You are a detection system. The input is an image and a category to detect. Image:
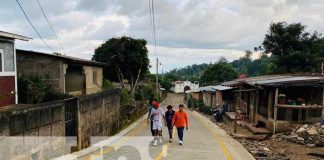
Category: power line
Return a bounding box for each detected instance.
[148,0,160,95]
[15,0,55,53]
[148,0,155,53]
[151,0,157,58]
[36,0,65,52]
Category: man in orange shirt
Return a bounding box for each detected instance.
[172,104,188,145]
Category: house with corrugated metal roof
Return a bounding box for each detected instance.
[222,74,324,134]
[186,85,234,108]
[16,49,106,97]
[0,31,30,107]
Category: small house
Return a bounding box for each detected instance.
[0,31,30,107]
[16,49,106,96]
[186,85,233,108]
[222,74,324,133]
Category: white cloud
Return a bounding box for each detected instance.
[1,0,324,73]
[147,45,245,73]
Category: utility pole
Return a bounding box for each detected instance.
[162,67,164,81]
[156,57,159,96]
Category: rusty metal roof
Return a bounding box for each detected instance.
[222,75,324,87]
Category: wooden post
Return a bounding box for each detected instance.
[273,88,279,134]
[268,90,274,120]
[254,90,259,123]
[234,91,241,133]
[322,88,324,124]
[298,109,302,122]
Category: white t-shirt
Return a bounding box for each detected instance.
[150,107,164,122]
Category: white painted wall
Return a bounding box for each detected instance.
[174,80,199,93]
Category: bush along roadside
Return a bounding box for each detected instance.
[119,88,151,130]
[186,95,211,115]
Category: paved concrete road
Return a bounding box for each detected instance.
[77,93,254,160]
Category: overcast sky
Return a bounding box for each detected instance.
[1,0,324,73]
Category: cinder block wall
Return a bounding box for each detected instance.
[0,89,136,156]
[0,101,66,159]
[0,101,65,136]
[78,89,120,149]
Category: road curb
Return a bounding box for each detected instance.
[55,113,148,160]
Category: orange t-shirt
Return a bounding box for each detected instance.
[172,111,188,128]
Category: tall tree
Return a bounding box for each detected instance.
[92,37,150,95]
[257,22,322,73]
[200,63,237,85]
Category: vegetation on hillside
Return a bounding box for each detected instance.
[164,21,324,85]
[200,62,237,86]
[166,63,211,82]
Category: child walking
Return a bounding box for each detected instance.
[165,105,175,143]
[172,104,188,145]
[148,101,166,146]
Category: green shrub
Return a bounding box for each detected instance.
[191,98,198,108]
[197,99,204,109]
[187,98,192,108]
[134,83,158,102]
[202,106,211,115]
[103,78,114,89]
[120,88,133,107]
[18,76,71,104]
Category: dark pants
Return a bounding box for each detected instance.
[167,124,173,139]
[177,127,184,141]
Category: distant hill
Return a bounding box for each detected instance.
[164,63,212,82]
[164,54,271,82]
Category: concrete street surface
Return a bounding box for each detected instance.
[76,93,254,160]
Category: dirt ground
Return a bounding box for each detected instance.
[203,113,324,160]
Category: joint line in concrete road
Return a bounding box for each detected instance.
[154,128,175,160]
[192,111,233,160]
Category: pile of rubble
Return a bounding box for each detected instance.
[274,123,324,147]
[235,138,288,160]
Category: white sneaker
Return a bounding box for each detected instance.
[159,137,163,143]
[153,139,158,146]
[179,140,183,145]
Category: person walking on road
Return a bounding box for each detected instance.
[148,101,166,146]
[147,98,155,137]
[165,105,175,143]
[172,104,188,145]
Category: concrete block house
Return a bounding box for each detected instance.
[0,31,30,107]
[16,49,105,96]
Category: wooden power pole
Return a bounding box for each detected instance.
[156,58,159,96]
